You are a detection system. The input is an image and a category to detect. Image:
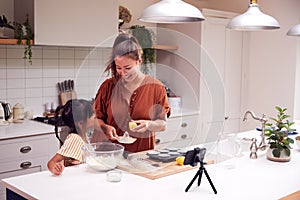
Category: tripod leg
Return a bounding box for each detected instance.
[203,168,217,194]
[198,168,203,186]
[185,170,200,192]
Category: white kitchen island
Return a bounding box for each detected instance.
[2,138,300,200]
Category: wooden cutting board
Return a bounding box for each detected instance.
[280,190,300,200]
[118,151,214,180]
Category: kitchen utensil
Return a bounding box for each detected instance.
[59,80,77,105]
[13,103,25,120]
[117,131,137,144]
[64,80,68,91]
[82,142,124,171]
[0,101,12,120]
[71,80,74,90]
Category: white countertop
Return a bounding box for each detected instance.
[0,120,55,140]
[2,133,300,200]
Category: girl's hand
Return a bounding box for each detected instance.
[50,160,64,176]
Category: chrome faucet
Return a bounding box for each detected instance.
[243,111,268,158]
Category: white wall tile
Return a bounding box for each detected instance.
[43,87,58,97]
[0,59,6,68]
[26,68,43,78]
[75,48,89,59]
[43,68,59,78]
[0,69,6,79]
[43,77,59,88]
[7,68,25,79]
[26,88,43,98]
[43,59,59,68]
[26,78,43,88]
[7,59,25,68]
[7,89,25,99]
[0,80,6,89]
[43,47,59,59]
[7,79,25,89]
[59,48,75,59]
[26,59,42,69]
[0,47,6,59]
[0,89,6,100]
[31,46,43,59]
[6,46,25,59]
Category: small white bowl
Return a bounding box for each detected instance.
[295,139,300,149]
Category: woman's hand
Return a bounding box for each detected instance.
[132,119,166,133]
[102,124,119,140]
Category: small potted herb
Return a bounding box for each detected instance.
[264,106,294,162]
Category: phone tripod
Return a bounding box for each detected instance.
[185,161,217,194]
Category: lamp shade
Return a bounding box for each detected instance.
[226,3,280,31]
[287,24,300,36]
[139,0,205,23]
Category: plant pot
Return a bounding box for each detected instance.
[266,147,291,162]
[0,27,4,37]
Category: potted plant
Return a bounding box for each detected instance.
[264,106,295,162]
[128,25,156,76]
[0,15,15,37]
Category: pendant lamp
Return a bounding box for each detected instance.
[226,0,280,31]
[139,0,205,23]
[287,24,300,36]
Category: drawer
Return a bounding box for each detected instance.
[0,138,49,162]
[156,115,199,145]
[0,156,47,174]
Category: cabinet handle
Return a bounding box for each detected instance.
[181,134,187,139]
[20,146,32,153]
[20,161,32,169]
[181,123,187,128]
[155,139,161,144]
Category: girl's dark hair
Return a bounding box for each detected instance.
[104,33,142,81]
[54,99,93,145]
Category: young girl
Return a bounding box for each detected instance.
[47,99,94,175]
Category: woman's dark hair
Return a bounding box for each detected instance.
[104,33,142,81]
[54,99,93,145]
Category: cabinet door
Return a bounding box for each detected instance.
[155,114,200,149]
[34,0,118,46]
[201,12,244,134]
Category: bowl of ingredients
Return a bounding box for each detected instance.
[82,142,124,171]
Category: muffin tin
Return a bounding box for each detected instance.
[146,148,187,163]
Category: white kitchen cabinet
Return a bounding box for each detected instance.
[0,133,59,200]
[155,114,200,149]
[200,9,248,135]
[34,0,118,47]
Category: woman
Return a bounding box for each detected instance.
[92,33,170,153]
[47,99,94,175]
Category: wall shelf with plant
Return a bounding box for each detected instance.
[0,14,33,64]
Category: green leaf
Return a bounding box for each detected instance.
[284,148,291,156]
[272,148,280,158]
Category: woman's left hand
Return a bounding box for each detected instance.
[132,120,149,133]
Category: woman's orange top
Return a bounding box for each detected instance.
[94,75,170,153]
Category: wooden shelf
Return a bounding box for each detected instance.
[0,38,34,45]
[152,44,178,50]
